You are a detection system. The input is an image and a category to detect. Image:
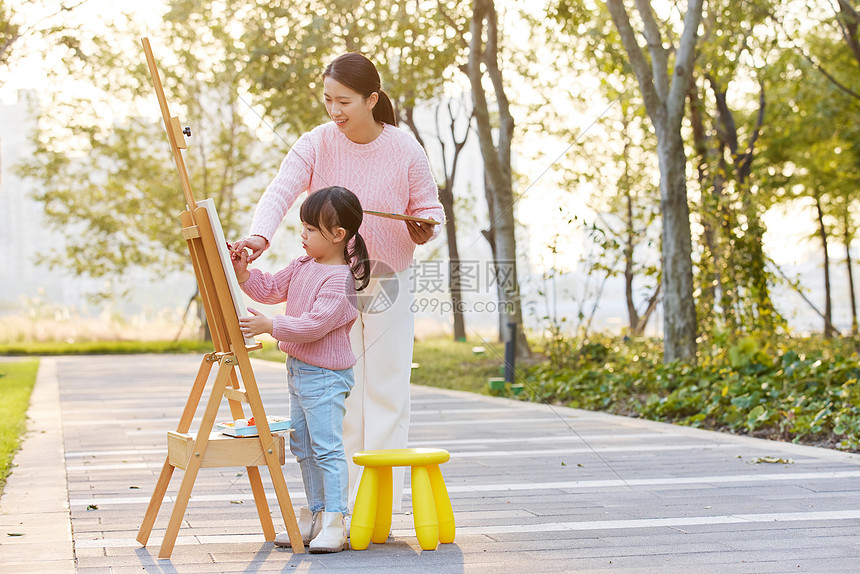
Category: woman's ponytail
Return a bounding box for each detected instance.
[373,89,397,126]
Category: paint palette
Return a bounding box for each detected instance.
[216,415,291,437]
[363,210,440,225]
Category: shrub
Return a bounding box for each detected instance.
[522,334,860,450]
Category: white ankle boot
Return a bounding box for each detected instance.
[274,507,320,548]
[308,511,348,553]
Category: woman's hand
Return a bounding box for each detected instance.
[239,308,274,337]
[406,219,436,245]
[231,235,269,262]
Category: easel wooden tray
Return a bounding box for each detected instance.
[167,431,286,469]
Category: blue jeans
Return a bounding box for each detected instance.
[287,356,354,515]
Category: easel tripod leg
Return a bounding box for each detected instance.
[177,354,216,432]
[137,354,214,546]
[236,353,305,552]
[247,465,276,540]
[224,365,276,540]
[159,360,232,558]
[136,459,175,546]
[266,454,304,552]
[158,454,202,558]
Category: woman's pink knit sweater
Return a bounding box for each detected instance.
[249,122,444,272]
[240,256,357,370]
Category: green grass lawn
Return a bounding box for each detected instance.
[409,338,507,394]
[0,359,39,492]
[0,339,213,356]
[253,337,507,394]
[252,340,287,363]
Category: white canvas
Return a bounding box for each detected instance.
[197,198,257,346]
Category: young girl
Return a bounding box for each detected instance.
[232,52,444,521]
[231,185,370,553]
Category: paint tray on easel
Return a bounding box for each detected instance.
[216,415,291,437]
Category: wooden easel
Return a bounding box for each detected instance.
[135,38,304,558]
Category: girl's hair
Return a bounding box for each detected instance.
[323,53,397,127]
[300,186,371,291]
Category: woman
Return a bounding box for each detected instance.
[232,52,443,535]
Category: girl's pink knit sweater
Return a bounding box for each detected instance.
[240,256,357,370]
[249,122,444,272]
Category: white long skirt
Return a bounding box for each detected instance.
[344,266,414,512]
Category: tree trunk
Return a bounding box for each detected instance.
[467,0,530,358]
[714,147,741,332]
[815,193,835,338]
[486,175,527,355]
[837,0,860,68]
[711,77,774,333]
[439,181,466,341]
[623,187,639,330]
[606,0,703,363]
[632,283,662,337]
[480,195,503,343]
[657,128,698,361]
[401,103,468,341]
[620,113,640,331]
[846,233,858,336]
[688,74,730,336]
[841,207,858,335]
[617,107,660,337]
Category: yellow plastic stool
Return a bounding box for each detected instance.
[351,448,455,551]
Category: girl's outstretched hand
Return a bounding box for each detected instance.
[406,219,435,245]
[231,235,269,262]
[228,243,251,283]
[240,308,273,337]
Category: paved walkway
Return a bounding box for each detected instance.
[3,354,860,573]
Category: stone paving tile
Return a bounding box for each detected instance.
[6,354,860,573]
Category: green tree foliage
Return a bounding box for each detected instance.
[17,0,489,342]
[758,28,860,337]
[0,1,89,74]
[547,1,859,345]
[20,116,189,279]
[465,0,532,357]
[552,0,703,363]
[834,0,860,70]
[17,6,274,294]
[211,0,463,136]
[689,0,783,339]
[0,0,20,68]
[168,0,476,341]
[544,3,662,337]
